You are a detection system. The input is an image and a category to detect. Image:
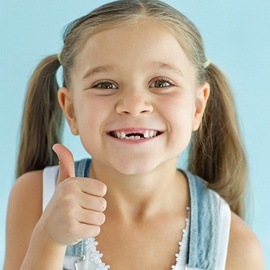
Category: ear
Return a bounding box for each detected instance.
[192,82,210,131]
[58,87,79,135]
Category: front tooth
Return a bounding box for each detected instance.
[116,131,121,138]
[149,130,155,138]
[135,136,141,140]
[129,136,135,140]
[144,131,150,138]
[120,131,126,138]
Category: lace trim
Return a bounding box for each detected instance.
[85,238,110,270]
[171,206,190,269]
[84,207,190,270]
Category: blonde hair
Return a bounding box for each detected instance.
[17,0,247,218]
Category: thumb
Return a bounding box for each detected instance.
[52,144,75,184]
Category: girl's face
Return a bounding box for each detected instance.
[59,20,209,175]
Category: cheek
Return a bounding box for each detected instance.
[162,94,195,146]
[75,95,107,124]
[74,95,114,147]
[161,94,195,124]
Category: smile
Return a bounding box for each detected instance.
[108,129,162,140]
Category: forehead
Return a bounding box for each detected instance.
[73,20,195,81]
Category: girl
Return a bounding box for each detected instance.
[4,0,264,269]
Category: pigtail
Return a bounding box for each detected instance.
[16,55,63,177]
[189,63,248,218]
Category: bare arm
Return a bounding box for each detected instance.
[226,212,264,270]
[4,171,66,270]
[4,144,107,270]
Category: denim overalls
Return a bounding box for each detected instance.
[43,159,231,270]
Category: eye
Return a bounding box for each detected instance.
[93,81,118,89]
[150,78,173,88]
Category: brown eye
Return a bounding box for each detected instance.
[150,79,172,88]
[95,81,118,89]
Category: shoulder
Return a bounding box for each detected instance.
[7,170,44,234]
[9,170,43,210]
[4,170,43,269]
[225,212,264,269]
[7,170,44,231]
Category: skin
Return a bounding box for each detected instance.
[4,20,264,269]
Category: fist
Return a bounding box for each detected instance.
[37,144,107,246]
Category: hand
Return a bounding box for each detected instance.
[35,144,107,246]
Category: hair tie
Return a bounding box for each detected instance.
[203,59,211,69]
[57,53,62,65]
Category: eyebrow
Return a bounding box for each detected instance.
[82,62,184,80]
[151,62,184,77]
[82,65,115,80]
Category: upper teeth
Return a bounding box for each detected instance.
[114,130,158,140]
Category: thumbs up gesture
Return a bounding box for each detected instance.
[36,144,107,246]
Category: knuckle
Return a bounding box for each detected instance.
[93,212,106,225]
[59,193,76,210]
[58,179,79,204]
[99,212,106,224]
[95,181,107,196]
[89,226,101,238]
[60,179,74,195]
[98,197,107,211]
[100,212,106,224]
[100,183,107,196]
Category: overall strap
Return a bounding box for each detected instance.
[185,171,231,270]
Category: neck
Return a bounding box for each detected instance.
[90,159,189,221]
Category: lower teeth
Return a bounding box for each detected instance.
[124,136,143,140]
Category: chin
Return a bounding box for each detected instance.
[110,156,178,176]
[109,159,160,176]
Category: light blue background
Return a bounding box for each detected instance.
[1,0,269,268]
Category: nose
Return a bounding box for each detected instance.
[116,91,153,116]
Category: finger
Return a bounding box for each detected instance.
[78,178,107,198]
[79,209,106,227]
[52,143,75,184]
[79,193,107,212]
[78,224,101,238]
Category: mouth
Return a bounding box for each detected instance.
[108,129,163,140]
